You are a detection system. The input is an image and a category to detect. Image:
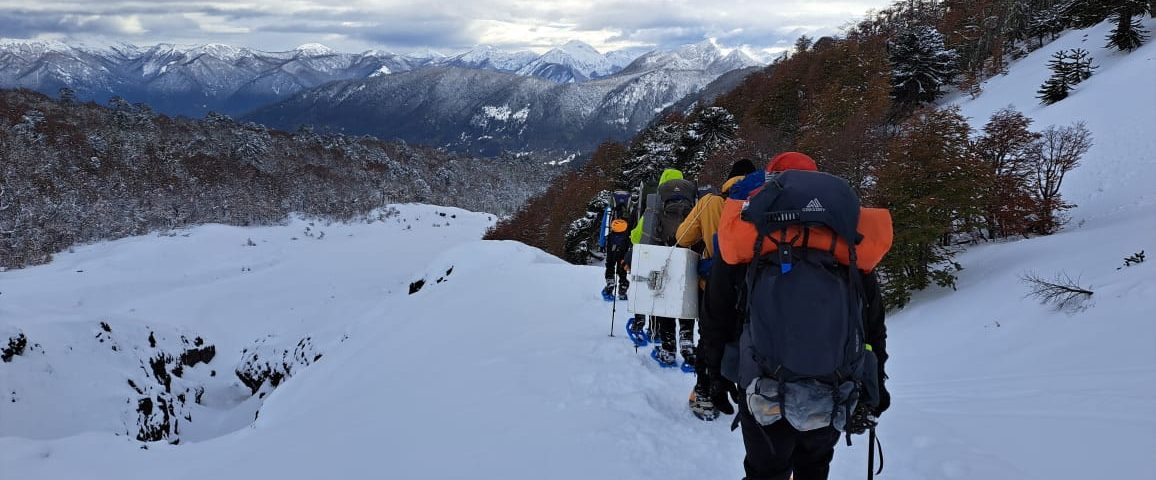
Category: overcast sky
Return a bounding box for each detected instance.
[0,0,895,58]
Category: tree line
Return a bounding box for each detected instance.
[1,89,562,269]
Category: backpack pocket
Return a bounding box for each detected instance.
[745,377,783,427]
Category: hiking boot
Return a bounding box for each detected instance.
[689,384,720,421]
[679,335,696,366]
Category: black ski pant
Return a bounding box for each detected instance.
[738,410,840,480]
[655,316,694,353]
[604,250,629,294]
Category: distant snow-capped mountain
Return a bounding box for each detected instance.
[0,39,763,151]
[0,40,672,116]
[437,45,539,73]
[244,41,762,155]
[619,40,760,76]
[0,40,425,116]
[514,41,617,83]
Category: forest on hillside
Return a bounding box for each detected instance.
[0,90,561,269]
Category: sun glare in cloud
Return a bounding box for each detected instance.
[474,19,651,53]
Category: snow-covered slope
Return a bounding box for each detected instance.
[1,21,1153,480]
[0,204,748,479]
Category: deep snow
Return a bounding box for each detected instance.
[2,20,1155,480]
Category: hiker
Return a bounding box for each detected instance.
[703,152,892,480]
[629,168,698,368]
[675,158,758,421]
[602,217,632,300]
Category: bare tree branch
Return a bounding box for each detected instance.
[1020,271,1094,311]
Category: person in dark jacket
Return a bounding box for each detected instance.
[700,152,890,480]
[602,218,631,300]
[676,158,757,420]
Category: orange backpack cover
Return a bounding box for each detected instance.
[717,197,893,272]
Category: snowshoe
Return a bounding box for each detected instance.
[602,290,616,302]
[651,346,678,368]
[625,317,649,347]
[689,386,720,421]
[680,360,696,374]
[617,292,628,301]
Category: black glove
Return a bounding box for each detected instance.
[874,382,891,417]
[709,375,740,416]
[847,402,878,435]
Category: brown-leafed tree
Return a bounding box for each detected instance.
[973,107,1041,239]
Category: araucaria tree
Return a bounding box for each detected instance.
[1106,0,1152,51]
[889,24,959,105]
[1037,50,1076,104]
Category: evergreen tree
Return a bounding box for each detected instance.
[678,106,739,179]
[889,24,959,105]
[563,190,611,264]
[874,106,985,308]
[1067,48,1097,83]
[1063,0,1113,28]
[1107,0,1152,51]
[1027,3,1069,48]
[1037,50,1075,104]
[795,35,814,54]
[620,119,686,188]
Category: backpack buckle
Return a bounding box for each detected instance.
[779,242,793,274]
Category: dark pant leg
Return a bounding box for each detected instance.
[739,412,796,480]
[615,259,629,293]
[789,427,840,480]
[656,316,676,352]
[679,318,695,345]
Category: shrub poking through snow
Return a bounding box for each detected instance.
[1021,271,1095,311]
[2,333,28,362]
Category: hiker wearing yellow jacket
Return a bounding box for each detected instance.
[675,159,757,421]
[626,168,697,368]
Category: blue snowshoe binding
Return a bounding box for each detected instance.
[602,290,616,302]
[650,346,678,368]
[625,317,650,347]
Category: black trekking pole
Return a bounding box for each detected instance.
[868,427,877,480]
[609,273,618,337]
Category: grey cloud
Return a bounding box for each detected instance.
[0,11,152,37]
[0,0,894,52]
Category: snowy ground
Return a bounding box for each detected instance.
[2,20,1155,480]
